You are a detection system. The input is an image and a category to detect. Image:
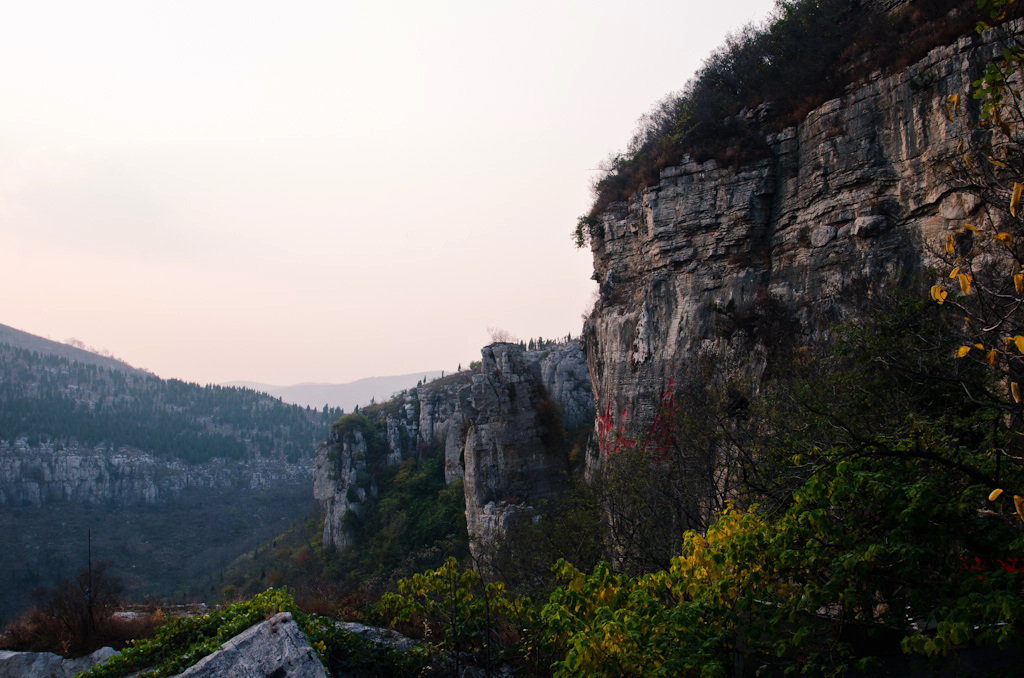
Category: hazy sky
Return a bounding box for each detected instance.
[1,0,775,386]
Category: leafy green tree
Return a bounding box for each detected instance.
[379,557,538,676]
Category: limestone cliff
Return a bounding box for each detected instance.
[459,344,575,559]
[314,341,593,554]
[313,371,474,552]
[583,29,1004,445]
[0,438,312,507]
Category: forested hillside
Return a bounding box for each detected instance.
[0,343,338,464]
[0,335,340,625]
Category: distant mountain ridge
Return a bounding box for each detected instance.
[0,322,148,376]
[225,372,444,411]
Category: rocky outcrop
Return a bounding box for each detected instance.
[0,646,117,678]
[461,344,572,560]
[527,340,594,430]
[0,439,312,507]
[313,371,474,552]
[335,622,420,653]
[315,343,591,554]
[313,426,370,553]
[171,612,326,678]
[583,29,1006,445]
[418,376,470,446]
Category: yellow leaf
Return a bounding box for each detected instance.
[959,273,972,295]
[990,156,1009,168]
[1016,495,1024,522]
[1016,273,1023,293]
[990,488,1004,501]
[995,232,1015,247]
[1016,335,1024,354]
[958,345,972,357]
[949,93,961,112]
[1014,382,1022,403]
[987,349,999,367]
[950,266,961,278]
[931,285,949,304]
[946,234,955,253]
[976,343,985,349]
[963,223,979,232]
[1013,183,1024,217]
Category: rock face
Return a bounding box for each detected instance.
[583,29,1005,445]
[1,439,316,624]
[461,344,572,560]
[171,612,326,678]
[0,646,117,678]
[315,342,592,554]
[0,439,312,507]
[313,426,371,553]
[313,371,474,553]
[526,340,594,430]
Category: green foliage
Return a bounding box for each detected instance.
[213,513,328,604]
[76,589,301,678]
[326,453,468,587]
[75,588,429,678]
[541,448,1024,676]
[520,292,1022,675]
[379,557,539,675]
[541,508,768,678]
[573,215,599,249]
[331,412,387,462]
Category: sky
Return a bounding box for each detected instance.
[0,0,776,386]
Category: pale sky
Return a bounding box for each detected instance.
[0,0,775,386]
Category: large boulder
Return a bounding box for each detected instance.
[171,612,326,678]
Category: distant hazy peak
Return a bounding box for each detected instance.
[0,322,149,376]
[222,371,445,411]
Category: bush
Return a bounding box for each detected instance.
[0,562,124,656]
[378,558,541,676]
[76,588,429,678]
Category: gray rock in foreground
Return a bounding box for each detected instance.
[0,646,117,678]
[336,622,419,653]
[172,612,326,678]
